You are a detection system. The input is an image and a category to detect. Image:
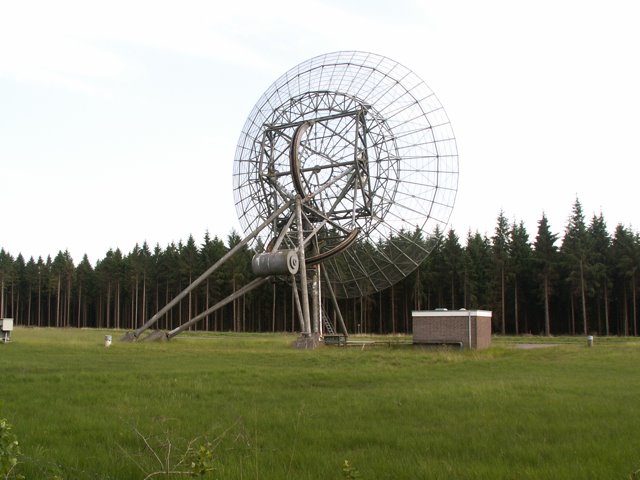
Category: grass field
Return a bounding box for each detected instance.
[1,328,639,479]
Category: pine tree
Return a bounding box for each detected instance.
[509,221,532,335]
[76,255,94,328]
[180,235,201,329]
[561,198,591,335]
[533,213,559,336]
[25,257,39,326]
[463,231,493,309]
[12,254,26,324]
[226,230,252,332]
[158,243,181,330]
[421,225,445,309]
[51,251,67,327]
[492,210,510,334]
[440,229,464,309]
[0,249,15,318]
[588,214,611,334]
[43,256,52,326]
[611,224,639,335]
[201,231,228,331]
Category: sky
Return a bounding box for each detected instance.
[1,0,639,265]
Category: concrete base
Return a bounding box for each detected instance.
[143,330,169,342]
[120,331,137,342]
[291,333,322,349]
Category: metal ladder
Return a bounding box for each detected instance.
[322,310,336,335]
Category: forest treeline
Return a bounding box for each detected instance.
[1,199,638,336]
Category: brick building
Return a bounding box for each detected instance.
[412,310,492,349]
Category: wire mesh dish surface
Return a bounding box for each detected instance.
[233,51,458,298]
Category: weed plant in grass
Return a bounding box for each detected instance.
[1,328,640,479]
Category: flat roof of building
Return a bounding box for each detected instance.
[412,310,492,317]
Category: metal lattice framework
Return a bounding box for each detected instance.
[234,51,458,299]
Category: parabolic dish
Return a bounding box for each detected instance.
[233,51,458,298]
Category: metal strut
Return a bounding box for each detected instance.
[121,200,293,341]
[166,276,271,340]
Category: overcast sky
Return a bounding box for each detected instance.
[1,0,638,264]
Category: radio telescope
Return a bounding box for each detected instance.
[123,51,458,344]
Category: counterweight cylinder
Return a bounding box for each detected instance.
[252,250,299,276]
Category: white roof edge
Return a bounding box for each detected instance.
[412,310,492,317]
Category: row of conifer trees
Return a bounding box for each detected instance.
[1,199,638,336]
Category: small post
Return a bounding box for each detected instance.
[587,335,594,347]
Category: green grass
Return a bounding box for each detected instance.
[1,328,639,479]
